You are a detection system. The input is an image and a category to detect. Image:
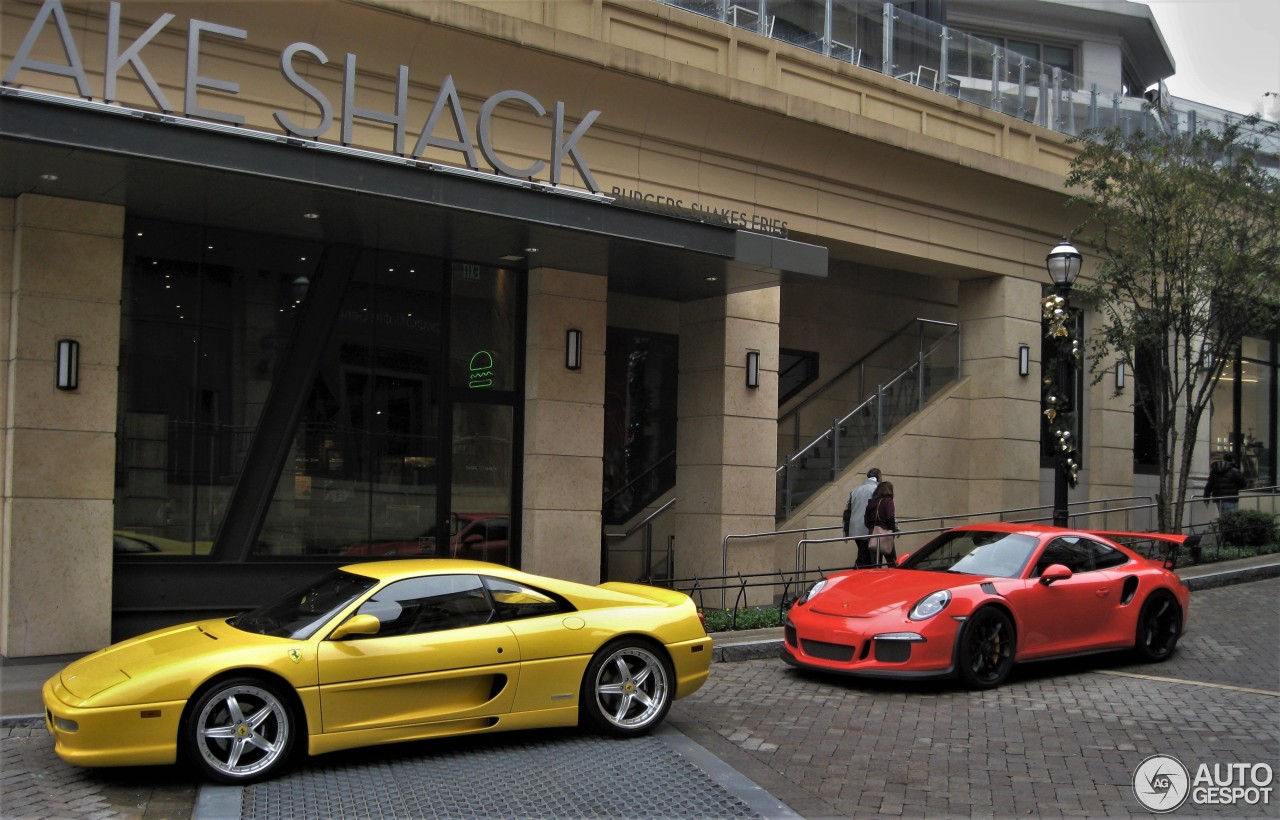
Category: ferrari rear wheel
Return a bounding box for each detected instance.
[958,607,1015,689]
[183,677,297,784]
[1134,592,1181,662]
[581,640,674,737]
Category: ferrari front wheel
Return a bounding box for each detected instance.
[957,607,1015,689]
[1134,592,1181,662]
[183,677,297,784]
[581,640,674,736]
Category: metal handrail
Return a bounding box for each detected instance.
[776,320,960,519]
[792,487,1279,572]
[604,497,675,541]
[781,317,957,423]
[603,449,675,522]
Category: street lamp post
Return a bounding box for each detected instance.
[1044,239,1082,527]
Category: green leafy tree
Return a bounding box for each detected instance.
[1065,118,1280,532]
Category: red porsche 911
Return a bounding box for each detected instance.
[782,523,1194,689]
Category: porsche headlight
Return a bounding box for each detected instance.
[908,590,951,621]
[801,579,828,604]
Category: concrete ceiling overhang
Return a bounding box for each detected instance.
[0,90,826,300]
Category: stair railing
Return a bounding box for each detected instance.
[776,320,960,519]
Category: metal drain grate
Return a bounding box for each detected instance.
[241,729,759,819]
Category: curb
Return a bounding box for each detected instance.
[712,639,782,664]
[1181,562,1280,591]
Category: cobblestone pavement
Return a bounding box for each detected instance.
[667,578,1280,818]
[2,578,1277,819]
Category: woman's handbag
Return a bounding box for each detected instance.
[866,496,895,557]
[869,524,895,556]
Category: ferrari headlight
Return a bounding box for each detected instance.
[908,590,951,621]
[800,579,828,604]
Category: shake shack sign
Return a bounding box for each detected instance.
[3,0,603,193]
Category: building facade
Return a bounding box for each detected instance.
[2,0,1274,657]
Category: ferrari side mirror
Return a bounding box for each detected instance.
[329,613,381,640]
[1039,564,1073,586]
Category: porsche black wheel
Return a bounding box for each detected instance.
[581,640,674,737]
[1133,592,1181,662]
[958,607,1015,689]
[183,677,297,784]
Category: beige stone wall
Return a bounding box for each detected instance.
[675,289,779,597]
[521,268,608,583]
[1088,362,1137,506]
[2,195,123,657]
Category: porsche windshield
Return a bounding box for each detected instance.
[905,531,1038,579]
[231,570,377,639]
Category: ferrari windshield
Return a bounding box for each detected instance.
[231,570,377,639]
[905,530,1039,579]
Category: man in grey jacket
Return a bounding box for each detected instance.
[844,468,881,567]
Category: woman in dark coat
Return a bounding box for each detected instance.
[864,481,898,565]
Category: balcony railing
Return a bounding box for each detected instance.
[658,0,1279,161]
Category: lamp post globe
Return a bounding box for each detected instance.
[1045,239,1082,295]
[1044,238,1081,527]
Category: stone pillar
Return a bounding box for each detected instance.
[521,268,606,584]
[674,288,779,587]
[1087,360,1135,502]
[2,195,123,657]
[957,276,1043,515]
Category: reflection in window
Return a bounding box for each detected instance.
[257,254,449,557]
[486,577,567,621]
[356,575,492,637]
[116,220,319,557]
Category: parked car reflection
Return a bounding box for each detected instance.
[342,513,510,562]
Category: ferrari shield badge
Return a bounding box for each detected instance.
[288,649,302,663]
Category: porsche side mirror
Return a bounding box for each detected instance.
[329,613,381,640]
[1039,564,1073,586]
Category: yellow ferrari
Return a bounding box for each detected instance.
[43,560,712,783]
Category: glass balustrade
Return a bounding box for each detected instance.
[654,0,1279,162]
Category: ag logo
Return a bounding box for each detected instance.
[1134,754,1190,813]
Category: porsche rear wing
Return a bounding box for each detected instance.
[1084,530,1201,570]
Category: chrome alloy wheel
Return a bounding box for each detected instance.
[192,682,292,781]
[591,645,671,732]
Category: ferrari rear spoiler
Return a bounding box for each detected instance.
[1084,530,1201,570]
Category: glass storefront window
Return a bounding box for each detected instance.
[258,252,446,557]
[117,222,522,566]
[1207,335,1277,490]
[115,221,319,557]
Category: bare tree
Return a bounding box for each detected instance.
[1065,118,1280,532]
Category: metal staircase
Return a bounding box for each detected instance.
[776,318,961,519]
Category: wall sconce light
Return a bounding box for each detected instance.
[1115,360,1126,390]
[565,328,582,370]
[1018,344,1030,377]
[56,339,79,391]
[746,350,761,389]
